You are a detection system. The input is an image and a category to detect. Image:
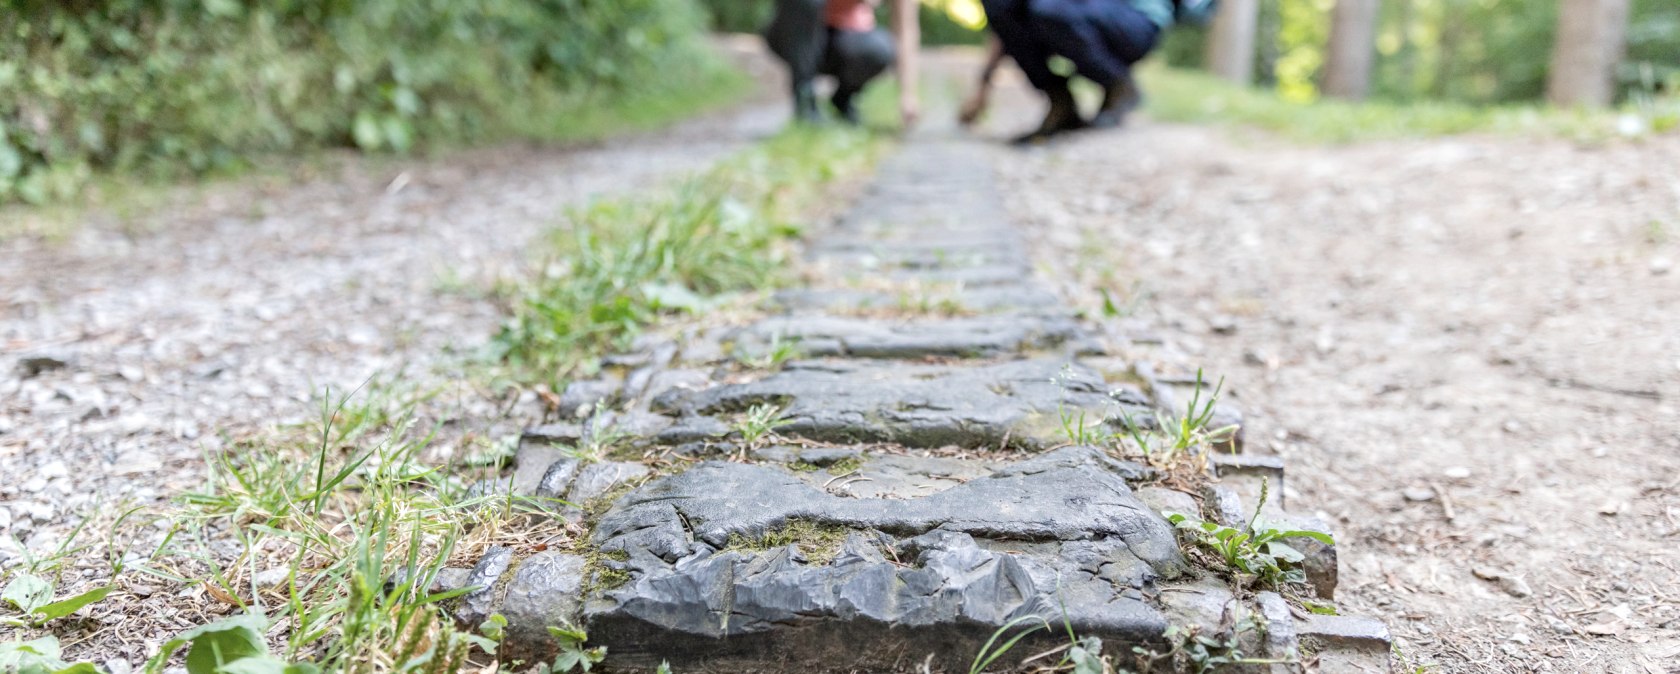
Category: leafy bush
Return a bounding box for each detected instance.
[0,0,725,204]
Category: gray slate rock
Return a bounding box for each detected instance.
[733,314,1087,360]
[498,552,588,663]
[653,358,1149,449]
[557,447,1185,671]
[773,286,1063,315]
[454,546,512,626]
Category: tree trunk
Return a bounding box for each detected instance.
[1205,0,1259,84]
[1322,0,1380,100]
[1546,0,1630,107]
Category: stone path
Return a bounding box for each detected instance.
[471,142,1394,672]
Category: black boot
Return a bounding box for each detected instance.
[793,80,822,123]
[831,88,860,125]
[1012,85,1086,144]
[1091,70,1142,128]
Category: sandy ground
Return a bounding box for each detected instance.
[972,68,1680,672]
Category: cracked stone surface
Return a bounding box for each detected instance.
[652,358,1149,449]
[581,448,1185,671]
[730,313,1089,360]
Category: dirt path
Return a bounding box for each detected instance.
[974,73,1680,672]
[0,90,784,568]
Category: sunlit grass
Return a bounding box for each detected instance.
[1136,61,1680,143]
[492,116,891,385]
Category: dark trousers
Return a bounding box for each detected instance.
[980,0,1159,93]
[764,0,895,117]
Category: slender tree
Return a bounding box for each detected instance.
[1322,0,1380,99]
[1546,0,1630,107]
[1206,0,1259,84]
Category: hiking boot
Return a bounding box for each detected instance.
[831,89,861,125]
[1091,71,1142,128]
[1012,87,1085,144]
[793,81,822,123]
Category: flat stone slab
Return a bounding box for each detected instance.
[772,286,1065,315]
[732,313,1088,360]
[573,447,1186,671]
[652,358,1152,449]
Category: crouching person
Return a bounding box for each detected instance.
[980,0,1174,142]
[765,0,920,125]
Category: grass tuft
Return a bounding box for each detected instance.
[492,124,888,385]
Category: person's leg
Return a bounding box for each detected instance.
[980,0,1062,94]
[980,0,1085,142]
[1029,0,1160,127]
[822,28,895,123]
[764,0,829,122]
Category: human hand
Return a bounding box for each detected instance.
[958,90,988,126]
[900,97,920,130]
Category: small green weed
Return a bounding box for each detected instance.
[734,403,793,447]
[1647,219,1671,245]
[1115,369,1238,472]
[738,333,805,371]
[1131,620,1288,674]
[968,615,1051,674]
[1165,479,1334,589]
[547,625,607,673]
[1058,405,1111,447]
[494,125,885,385]
[566,416,632,463]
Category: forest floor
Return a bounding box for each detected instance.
[2,43,1678,672]
[968,66,1680,673]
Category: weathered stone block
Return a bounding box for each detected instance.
[544,447,1187,671]
[653,358,1149,449]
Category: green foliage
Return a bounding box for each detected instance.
[1111,369,1237,471]
[1139,63,1674,142]
[546,626,606,673]
[968,615,1050,674]
[1162,0,1680,107]
[1132,622,1276,674]
[1165,479,1334,589]
[172,384,524,671]
[0,0,728,204]
[734,403,793,446]
[142,613,324,674]
[0,636,99,674]
[493,124,885,383]
[1,573,113,627]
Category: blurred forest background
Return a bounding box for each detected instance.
[1,0,1674,206]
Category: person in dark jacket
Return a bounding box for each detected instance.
[765,0,920,125]
[978,0,1174,142]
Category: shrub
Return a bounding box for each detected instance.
[0,0,722,204]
